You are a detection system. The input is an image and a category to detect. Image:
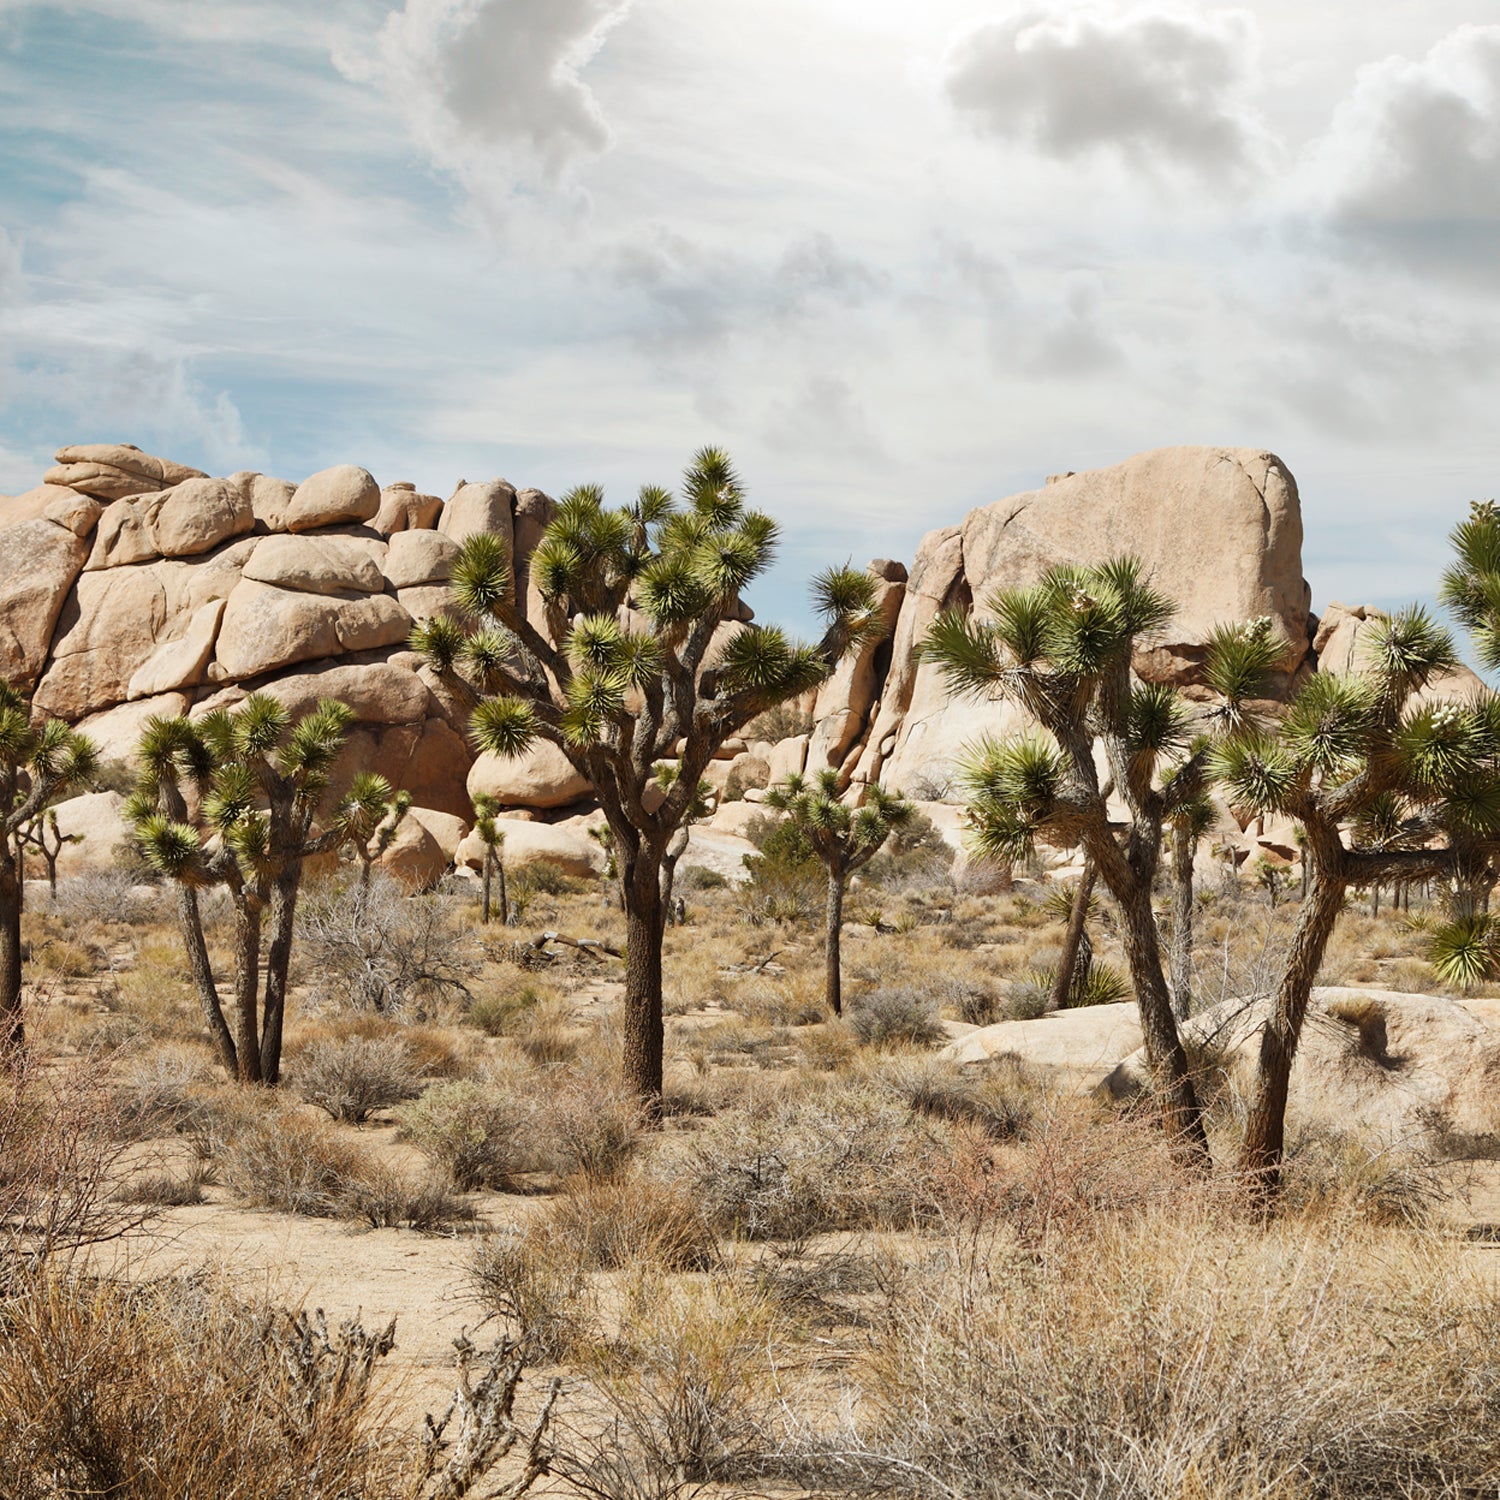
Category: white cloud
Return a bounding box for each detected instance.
[1308,25,1500,283]
[945,4,1265,179]
[337,0,631,212]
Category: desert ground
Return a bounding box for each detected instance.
[12,836,1500,1499]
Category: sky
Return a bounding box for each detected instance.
[0,0,1496,632]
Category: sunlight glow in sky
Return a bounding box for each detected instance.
[0,1,1496,628]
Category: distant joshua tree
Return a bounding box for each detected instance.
[130,696,368,1085]
[0,683,96,1048]
[764,769,913,1016]
[412,449,883,1110]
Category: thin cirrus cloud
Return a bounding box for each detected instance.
[943,4,1267,180]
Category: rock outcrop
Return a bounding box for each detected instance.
[0,439,1353,879]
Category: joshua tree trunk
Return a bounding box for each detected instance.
[496,856,508,927]
[231,899,264,1085]
[1115,878,1210,1168]
[621,848,667,1114]
[481,848,494,925]
[259,866,300,1085]
[825,868,846,1017]
[1239,854,1346,1195]
[0,851,22,1052]
[180,886,237,1076]
[1051,861,1096,1012]
[1170,833,1195,1020]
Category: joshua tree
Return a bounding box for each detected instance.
[1165,788,1216,1019]
[1211,606,1500,1193]
[16,806,83,901]
[925,563,1281,1167]
[0,684,96,1048]
[412,450,881,1109]
[339,772,411,889]
[472,793,508,926]
[130,695,363,1084]
[764,769,913,1015]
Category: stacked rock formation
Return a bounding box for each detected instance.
[0,440,1438,886]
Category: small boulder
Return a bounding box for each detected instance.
[439,478,515,546]
[467,742,590,810]
[149,477,254,558]
[456,818,603,879]
[214,580,343,680]
[284,465,380,532]
[374,484,443,535]
[243,534,387,595]
[384,529,459,589]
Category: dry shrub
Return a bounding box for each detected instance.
[0,1274,556,1500]
[297,1011,481,1080]
[887,1056,1040,1143]
[112,1159,212,1208]
[472,1176,718,1362]
[780,1210,1500,1500]
[846,986,945,1048]
[656,1078,959,1240]
[0,1050,146,1266]
[292,1034,424,1124]
[46,870,152,927]
[1280,1127,1443,1228]
[546,1177,717,1274]
[471,1229,591,1363]
[113,1045,219,1140]
[0,1274,402,1499]
[297,875,479,1014]
[515,996,580,1065]
[561,1276,779,1492]
[397,1077,549,1192]
[216,1099,463,1228]
[544,1074,644,1183]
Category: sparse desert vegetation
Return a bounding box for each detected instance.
[8,841,1500,1498]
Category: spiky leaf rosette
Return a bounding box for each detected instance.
[957,734,1067,860]
[1430,914,1500,991]
[1441,500,1500,673]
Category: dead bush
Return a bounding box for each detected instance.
[656,1080,956,1240]
[775,1209,1500,1500]
[397,1078,549,1192]
[846,986,944,1048]
[543,1076,644,1183]
[297,875,479,1014]
[292,1034,424,1124]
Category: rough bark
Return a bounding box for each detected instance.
[259,867,300,1085]
[1170,832,1195,1020]
[0,853,22,1052]
[1051,861,1096,1012]
[231,899,264,1085]
[1116,877,1211,1167]
[482,848,494,925]
[621,853,666,1115]
[825,868,845,1017]
[1238,844,1347,1193]
[180,885,237,1076]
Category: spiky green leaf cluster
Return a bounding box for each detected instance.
[956,734,1065,861]
[1429,914,1500,991]
[766,767,913,869]
[1441,500,1500,672]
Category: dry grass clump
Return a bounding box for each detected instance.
[397,1076,549,1192]
[561,1275,780,1492]
[779,1210,1500,1499]
[472,1176,720,1360]
[292,1034,425,1124]
[845,985,945,1048]
[0,1274,403,1499]
[214,1098,464,1228]
[654,1077,961,1240]
[885,1056,1040,1143]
